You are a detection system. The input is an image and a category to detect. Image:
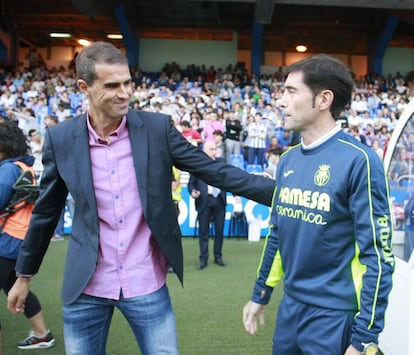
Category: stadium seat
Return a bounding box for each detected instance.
[246,164,263,174]
[229,154,245,170]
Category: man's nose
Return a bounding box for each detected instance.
[276,98,285,108]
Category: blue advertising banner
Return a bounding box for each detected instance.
[64,189,271,238]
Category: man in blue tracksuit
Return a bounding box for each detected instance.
[243,55,394,355]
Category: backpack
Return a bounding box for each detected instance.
[0,162,39,232]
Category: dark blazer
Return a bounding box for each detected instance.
[188,170,226,212]
[16,110,275,304]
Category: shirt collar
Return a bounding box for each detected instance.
[302,125,341,150]
[87,114,127,145]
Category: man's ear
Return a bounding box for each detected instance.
[318,90,334,111]
[76,79,88,94]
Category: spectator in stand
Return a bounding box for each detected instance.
[174,104,191,125]
[202,111,224,144]
[224,110,243,163]
[278,128,293,149]
[348,125,367,145]
[54,79,66,96]
[206,68,216,83]
[265,136,282,161]
[14,96,26,111]
[351,93,368,115]
[367,90,382,115]
[231,88,244,106]
[262,103,282,139]
[377,125,390,150]
[27,129,44,178]
[158,71,169,86]
[26,48,45,70]
[31,94,49,127]
[371,138,384,160]
[12,72,25,89]
[346,108,363,128]
[25,85,38,102]
[213,130,226,159]
[8,108,38,136]
[263,147,283,179]
[389,146,410,182]
[244,112,267,166]
[189,81,202,96]
[179,120,202,146]
[32,74,45,93]
[44,115,58,129]
[363,123,375,147]
[0,89,16,110]
[58,91,72,112]
[190,113,203,135]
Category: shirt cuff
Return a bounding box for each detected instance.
[16,273,33,279]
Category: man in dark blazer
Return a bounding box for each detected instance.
[188,141,227,270]
[8,42,275,355]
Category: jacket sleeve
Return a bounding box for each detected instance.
[349,151,395,350]
[166,119,276,207]
[251,190,283,305]
[16,129,68,275]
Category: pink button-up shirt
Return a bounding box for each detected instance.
[83,116,168,300]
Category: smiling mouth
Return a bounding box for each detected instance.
[116,101,129,108]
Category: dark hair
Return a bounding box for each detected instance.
[75,42,129,85]
[28,129,38,137]
[287,54,354,120]
[0,121,30,160]
[269,147,284,156]
[213,130,224,137]
[45,115,58,123]
[180,120,190,128]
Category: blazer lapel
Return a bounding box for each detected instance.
[126,111,148,212]
[72,114,98,211]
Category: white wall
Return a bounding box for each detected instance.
[138,36,238,72]
[383,47,414,77]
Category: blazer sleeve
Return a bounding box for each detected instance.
[166,119,275,207]
[16,128,69,275]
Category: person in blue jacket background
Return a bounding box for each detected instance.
[0,121,55,350]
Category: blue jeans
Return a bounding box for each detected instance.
[63,284,178,355]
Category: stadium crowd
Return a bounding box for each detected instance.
[0,59,413,169]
